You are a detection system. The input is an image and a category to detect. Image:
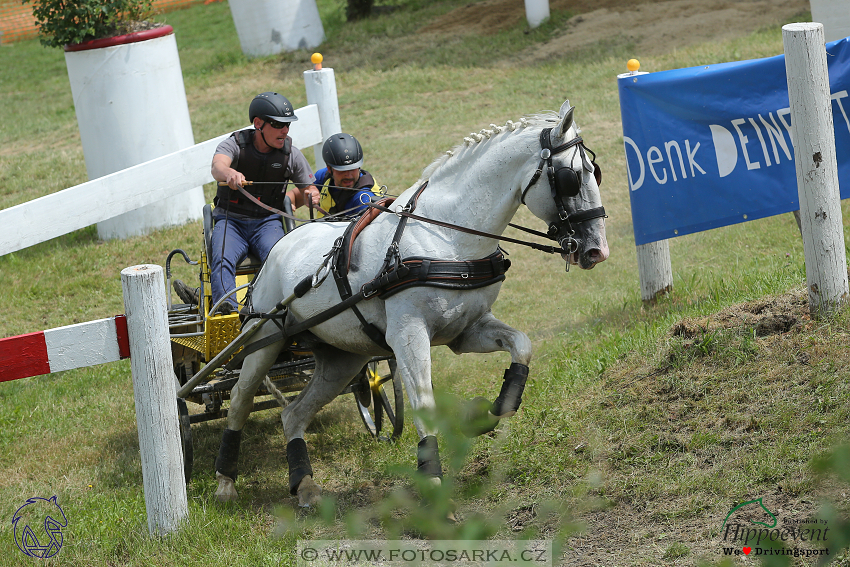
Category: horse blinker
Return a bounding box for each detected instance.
[553,166,581,199]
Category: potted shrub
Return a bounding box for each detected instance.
[24,0,158,49]
[21,0,205,240]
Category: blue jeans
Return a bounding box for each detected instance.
[209,214,285,309]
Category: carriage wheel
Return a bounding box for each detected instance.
[176,398,194,484]
[355,359,403,441]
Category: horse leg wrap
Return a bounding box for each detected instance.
[417,435,443,478]
[215,428,242,481]
[491,363,529,417]
[287,438,314,495]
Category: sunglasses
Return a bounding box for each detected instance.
[266,119,291,129]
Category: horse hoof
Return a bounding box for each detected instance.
[422,478,459,523]
[215,472,239,502]
[461,396,501,437]
[296,475,322,508]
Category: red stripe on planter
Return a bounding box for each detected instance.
[64,25,174,52]
[115,315,131,360]
[0,332,51,382]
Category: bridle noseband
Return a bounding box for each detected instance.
[520,127,607,258]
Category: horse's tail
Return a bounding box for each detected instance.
[263,376,291,409]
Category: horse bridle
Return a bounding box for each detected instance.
[520,127,607,256]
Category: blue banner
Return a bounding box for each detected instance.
[618,38,850,245]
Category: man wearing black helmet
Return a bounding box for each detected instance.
[314,133,384,217]
[174,92,319,314]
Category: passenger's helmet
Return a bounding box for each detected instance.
[322,133,364,171]
[249,92,298,123]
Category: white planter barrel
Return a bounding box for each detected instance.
[809,0,850,43]
[229,0,325,58]
[65,26,204,241]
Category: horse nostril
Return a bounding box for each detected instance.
[584,249,607,267]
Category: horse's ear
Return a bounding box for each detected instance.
[557,102,574,138]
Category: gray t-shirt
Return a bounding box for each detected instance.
[213,129,315,217]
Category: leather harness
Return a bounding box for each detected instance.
[236,126,605,357]
[329,182,511,350]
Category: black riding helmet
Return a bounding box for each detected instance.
[249,92,299,123]
[322,133,364,171]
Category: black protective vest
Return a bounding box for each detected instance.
[214,129,292,217]
[320,171,379,215]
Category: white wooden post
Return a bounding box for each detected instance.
[303,60,342,170]
[120,264,188,536]
[524,0,549,28]
[809,0,850,43]
[637,240,673,302]
[618,60,674,303]
[783,23,849,317]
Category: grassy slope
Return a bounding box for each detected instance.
[1,1,848,565]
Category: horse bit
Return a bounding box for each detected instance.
[520,127,607,269]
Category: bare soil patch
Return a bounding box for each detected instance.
[421,0,811,57]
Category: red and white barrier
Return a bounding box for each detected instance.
[1,264,187,536]
[0,315,130,383]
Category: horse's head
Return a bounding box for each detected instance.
[520,101,609,270]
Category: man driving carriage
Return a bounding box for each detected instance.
[174,91,320,314]
[313,133,384,217]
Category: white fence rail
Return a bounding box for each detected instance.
[0,105,322,257]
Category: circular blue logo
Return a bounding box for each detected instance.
[12,496,68,559]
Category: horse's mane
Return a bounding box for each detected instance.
[416,110,573,183]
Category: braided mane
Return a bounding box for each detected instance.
[416,111,569,184]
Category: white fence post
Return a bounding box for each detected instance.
[120,264,188,536]
[524,0,549,28]
[618,60,674,303]
[783,22,849,317]
[304,57,342,170]
[637,240,673,302]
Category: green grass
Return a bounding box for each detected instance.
[2,0,849,565]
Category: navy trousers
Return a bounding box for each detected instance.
[209,214,285,309]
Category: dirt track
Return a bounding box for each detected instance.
[421,0,811,57]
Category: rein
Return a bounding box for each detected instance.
[365,201,563,255]
[219,182,331,219]
[364,129,607,260]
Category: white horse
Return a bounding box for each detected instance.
[214,101,609,506]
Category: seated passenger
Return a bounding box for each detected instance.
[314,133,384,217]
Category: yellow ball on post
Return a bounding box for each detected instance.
[627,58,640,72]
[311,53,323,70]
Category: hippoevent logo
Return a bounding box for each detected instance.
[12,496,68,559]
[719,497,830,559]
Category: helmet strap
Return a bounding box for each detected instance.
[256,121,274,152]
